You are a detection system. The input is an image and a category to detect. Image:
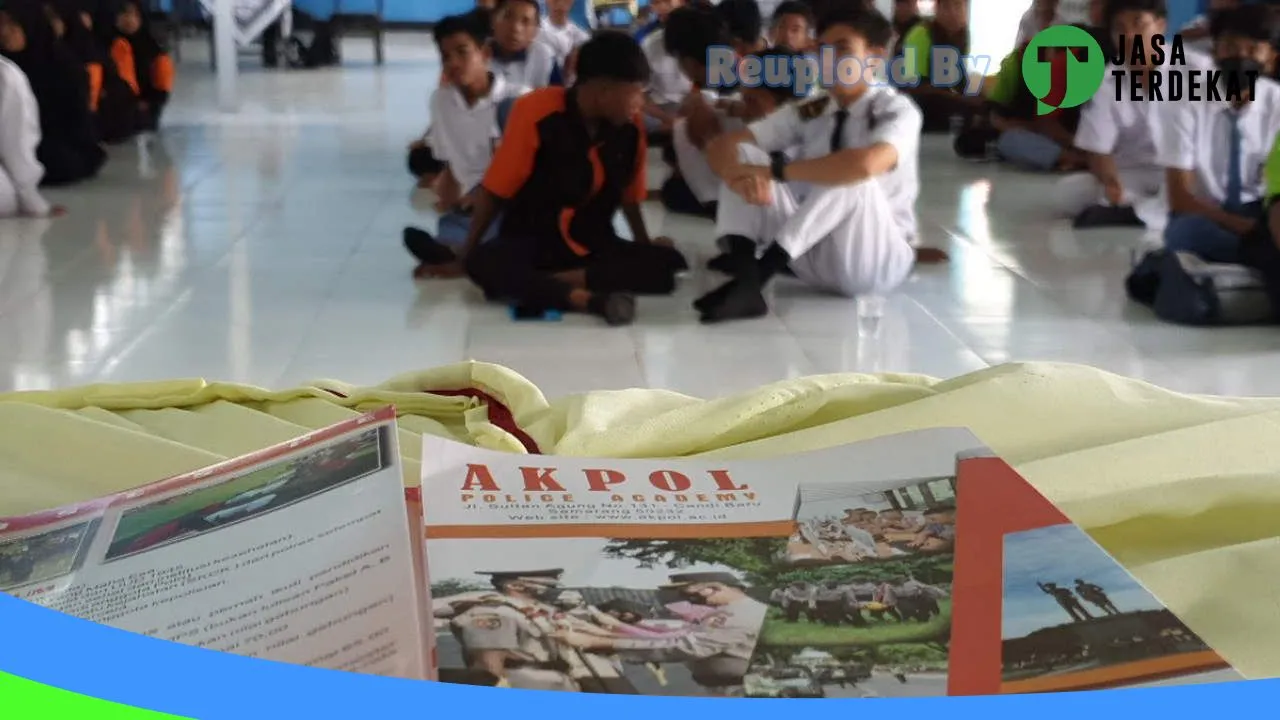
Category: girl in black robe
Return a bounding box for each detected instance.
[0,0,105,186]
[48,0,137,142]
[100,0,172,132]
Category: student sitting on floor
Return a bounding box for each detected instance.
[424,32,688,327]
[0,53,56,217]
[1056,0,1172,229]
[985,34,1085,173]
[716,0,767,57]
[402,13,529,277]
[890,0,920,57]
[640,0,690,137]
[900,0,982,133]
[490,0,561,89]
[656,4,735,217]
[47,0,137,144]
[770,1,813,52]
[673,44,810,266]
[1239,127,1280,316]
[697,5,922,323]
[537,0,590,71]
[0,1,104,187]
[103,0,174,133]
[408,0,498,188]
[1159,5,1280,265]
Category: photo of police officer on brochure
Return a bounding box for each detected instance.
[429,535,771,697]
[786,477,957,565]
[428,523,952,698]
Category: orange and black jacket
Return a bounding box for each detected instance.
[109,30,174,102]
[481,87,648,256]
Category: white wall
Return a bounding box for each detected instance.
[970,0,1033,66]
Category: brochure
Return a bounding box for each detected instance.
[0,408,428,681]
[949,452,1242,694]
[1,420,1239,697]
[420,429,1243,697]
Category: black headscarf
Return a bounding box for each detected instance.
[0,0,88,102]
[99,0,163,66]
[49,0,103,63]
[0,0,98,141]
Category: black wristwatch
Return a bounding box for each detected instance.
[770,153,788,182]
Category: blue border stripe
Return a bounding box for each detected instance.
[0,593,1269,718]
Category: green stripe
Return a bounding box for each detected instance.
[0,671,189,718]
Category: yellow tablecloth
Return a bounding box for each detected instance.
[1,361,1277,677]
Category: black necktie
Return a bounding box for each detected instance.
[830,108,849,153]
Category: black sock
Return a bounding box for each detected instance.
[754,242,792,285]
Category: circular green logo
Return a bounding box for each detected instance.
[1021,25,1106,116]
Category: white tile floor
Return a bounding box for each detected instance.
[4,37,1280,400]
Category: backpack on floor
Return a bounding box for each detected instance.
[1125,249,1275,326]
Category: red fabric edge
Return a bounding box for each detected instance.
[322,387,541,454]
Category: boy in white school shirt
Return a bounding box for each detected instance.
[537,0,590,70]
[0,55,56,218]
[640,0,690,135]
[403,13,529,276]
[491,0,563,89]
[1159,5,1280,265]
[696,6,923,323]
[1056,0,1174,229]
[657,4,741,217]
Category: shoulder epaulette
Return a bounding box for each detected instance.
[797,95,830,120]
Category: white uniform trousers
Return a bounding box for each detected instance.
[714,144,915,298]
[1054,167,1167,231]
[672,112,744,205]
[0,167,19,217]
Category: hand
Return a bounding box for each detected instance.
[729,175,772,206]
[650,236,675,248]
[433,172,462,211]
[424,260,466,279]
[24,205,66,218]
[458,187,480,212]
[1103,182,1125,206]
[725,163,768,184]
[409,138,427,150]
[1228,215,1259,237]
[554,630,600,649]
[565,48,579,78]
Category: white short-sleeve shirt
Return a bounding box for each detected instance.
[642,29,693,105]
[492,40,558,90]
[428,74,530,192]
[1076,54,1215,170]
[748,86,923,239]
[537,17,590,66]
[1156,78,1280,206]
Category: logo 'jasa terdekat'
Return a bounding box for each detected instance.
[1021,27,1259,116]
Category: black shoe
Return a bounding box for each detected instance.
[589,293,637,326]
[706,251,751,275]
[694,277,736,313]
[1072,204,1146,229]
[706,234,757,275]
[403,226,456,265]
[697,278,768,324]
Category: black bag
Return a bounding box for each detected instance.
[1126,249,1274,325]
